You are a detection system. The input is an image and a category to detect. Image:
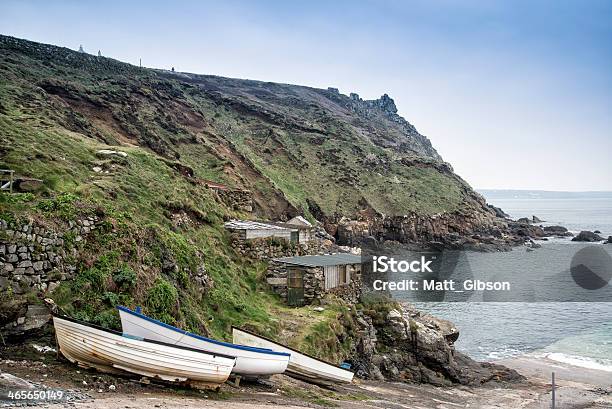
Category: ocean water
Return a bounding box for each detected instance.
[410,191,612,371]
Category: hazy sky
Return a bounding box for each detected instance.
[1,1,611,191]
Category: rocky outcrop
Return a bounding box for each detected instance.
[487,204,509,219]
[507,221,545,240]
[344,92,441,160]
[333,209,515,252]
[572,231,604,242]
[351,302,524,386]
[543,225,573,237]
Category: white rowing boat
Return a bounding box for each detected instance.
[117,306,290,376]
[232,327,354,385]
[53,316,235,389]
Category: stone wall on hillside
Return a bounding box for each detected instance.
[229,233,323,260]
[212,188,253,213]
[0,216,100,336]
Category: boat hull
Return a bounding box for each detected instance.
[53,316,235,389]
[118,307,290,376]
[232,327,354,385]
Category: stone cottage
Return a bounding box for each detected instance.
[267,253,363,306]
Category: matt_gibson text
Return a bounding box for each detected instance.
[372,279,511,292]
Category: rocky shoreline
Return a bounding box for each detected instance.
[331,207,611,253]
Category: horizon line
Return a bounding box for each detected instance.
[477,188,612,193]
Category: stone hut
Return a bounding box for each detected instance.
[267,253,362,306]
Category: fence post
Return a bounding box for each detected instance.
[551,371,555,409]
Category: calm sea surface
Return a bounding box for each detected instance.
[408,191,612,370]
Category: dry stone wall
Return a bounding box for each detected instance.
[229,233,322,260]
[0,216,101,336]
[213,188,253,213]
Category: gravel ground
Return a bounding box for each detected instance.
[1,342,610,408]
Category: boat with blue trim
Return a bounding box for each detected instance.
[53,315,235,390]
[117,306,290,376]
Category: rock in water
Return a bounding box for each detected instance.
[543,225,572,236]
[571,231,604,242]
[516,217,531,224]
[532,215,543,223]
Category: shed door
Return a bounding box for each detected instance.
[287,268,305,307]
[324,265,339,290]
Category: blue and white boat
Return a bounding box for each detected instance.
[117,306,290,376]
[53,316,235,389]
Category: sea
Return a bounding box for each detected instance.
[408,190,612,372]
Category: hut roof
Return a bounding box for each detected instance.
[224,220,296,231]
[274,253,361,267]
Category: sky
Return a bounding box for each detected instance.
[1,0,611,191]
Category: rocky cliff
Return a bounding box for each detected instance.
[351,299,523,386]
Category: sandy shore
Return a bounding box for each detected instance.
[498,354,612,409]
[1,350,610,409]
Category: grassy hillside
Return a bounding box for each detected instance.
[0,35,484,222]
[0,34,491,360]
[0,35,367,361]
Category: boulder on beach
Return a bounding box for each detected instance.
[571,231,604,242]
[606,236,612,244]
[516,217,531,224]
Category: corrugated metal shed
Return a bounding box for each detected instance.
[224,220,295,231]
[274,253,362,267]
[267,221,312,231]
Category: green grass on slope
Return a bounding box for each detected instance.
[0,112,277,340]
[230,127,465,218]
